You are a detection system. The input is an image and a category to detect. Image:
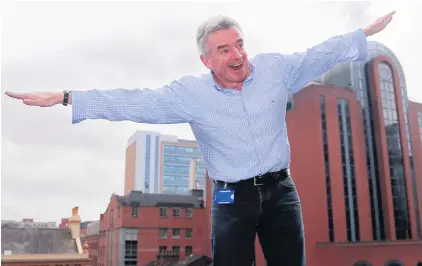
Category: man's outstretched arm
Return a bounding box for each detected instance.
[282,11,395,94]
[5,79,195,125]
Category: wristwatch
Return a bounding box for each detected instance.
[63,90,71,106]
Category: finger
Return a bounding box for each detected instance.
[384,10,396,19]
[384,16,393,25]
[5,92,38,100]
[23,99,50,107]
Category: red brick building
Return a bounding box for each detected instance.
[81,221,100,266]
[204,41,422,265]
[97,190,207,266]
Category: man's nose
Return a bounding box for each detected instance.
[233,50,243,59]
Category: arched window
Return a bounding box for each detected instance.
[384,259,404,266]
[353,260,373,266]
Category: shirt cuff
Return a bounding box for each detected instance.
[355,28,368,61]
[71,91,87,124]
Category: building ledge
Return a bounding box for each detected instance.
[316,240,422,248]
[1,253,90,263]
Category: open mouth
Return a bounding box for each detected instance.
[229,63,243,70]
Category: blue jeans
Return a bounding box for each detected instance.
[211,175,305,266]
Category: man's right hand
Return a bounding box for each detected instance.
[5,91,67,107]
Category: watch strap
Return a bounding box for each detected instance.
[63,90,71,106]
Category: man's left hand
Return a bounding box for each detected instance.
[363,11,396,37]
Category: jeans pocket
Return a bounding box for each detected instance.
[278,176,296,190]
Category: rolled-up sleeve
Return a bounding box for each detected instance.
[71,79,195,125]
[282,28,368,94]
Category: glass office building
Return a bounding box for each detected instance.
[125,131,206,196]
[161,141,206,195]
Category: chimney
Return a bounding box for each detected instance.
[83,242,90,254]
[69,206,81,239]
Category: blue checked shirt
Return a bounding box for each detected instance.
[72,29,368,182]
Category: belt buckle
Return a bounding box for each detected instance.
[253,175,265,186]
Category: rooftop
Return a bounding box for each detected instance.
[1,227,77,255]
[117,190,205,208]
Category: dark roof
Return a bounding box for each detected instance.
[1,227,77,255]
[144,255,212,266]
[117,190,204,208]
[175,255,212,266]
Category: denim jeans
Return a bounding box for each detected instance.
[211,175,305,266]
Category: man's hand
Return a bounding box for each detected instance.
[363,11,396,37]
[5,91,65,107]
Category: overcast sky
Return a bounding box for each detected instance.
[1,1,421,223]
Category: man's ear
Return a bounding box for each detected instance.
[200,55,212,69]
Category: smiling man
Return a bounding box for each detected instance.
[6,11,395,266]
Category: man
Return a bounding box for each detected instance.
[6,11,395,266]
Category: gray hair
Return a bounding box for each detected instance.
[196,15,243,56]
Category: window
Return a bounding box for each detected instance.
[145,135,151,192]
[159,246,167,254]
[160,207,168,217]
[320,95,334,242]
[172,246,180,253]
[131,207,138,217]
[379,62,411,240]
[186,208,193,217]
[185,246,193,256]
[159,228,167,239]
[362,62,385,241]
[173,208,180,217]
[154,135,160,193]
[185,228,193,239]
[124,240,137,266]
[172,228,180,239]
[337,98,360,242]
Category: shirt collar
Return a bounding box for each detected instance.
[209,60,255,92]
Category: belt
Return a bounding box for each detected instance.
[214,168,290,187]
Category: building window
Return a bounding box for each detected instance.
[172,246,180,253]
[172,228,180,239]
[159,228,168,239]
[162,144,203,196]
[155,135,160,192]
[185,228,193,239]
[363,62,385,241]
[173,208,180,217]
[124,240,137,266]
[160,207,168,217]
[159,246,167,254]
[185,246,193,256]
[320,96,334,242]
[185,208,193,217]
[337,98,360,242]
[145,134,151,193]
[131,207,138,217]
[378,62,411,240]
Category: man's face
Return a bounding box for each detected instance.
[200,27,248,86]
